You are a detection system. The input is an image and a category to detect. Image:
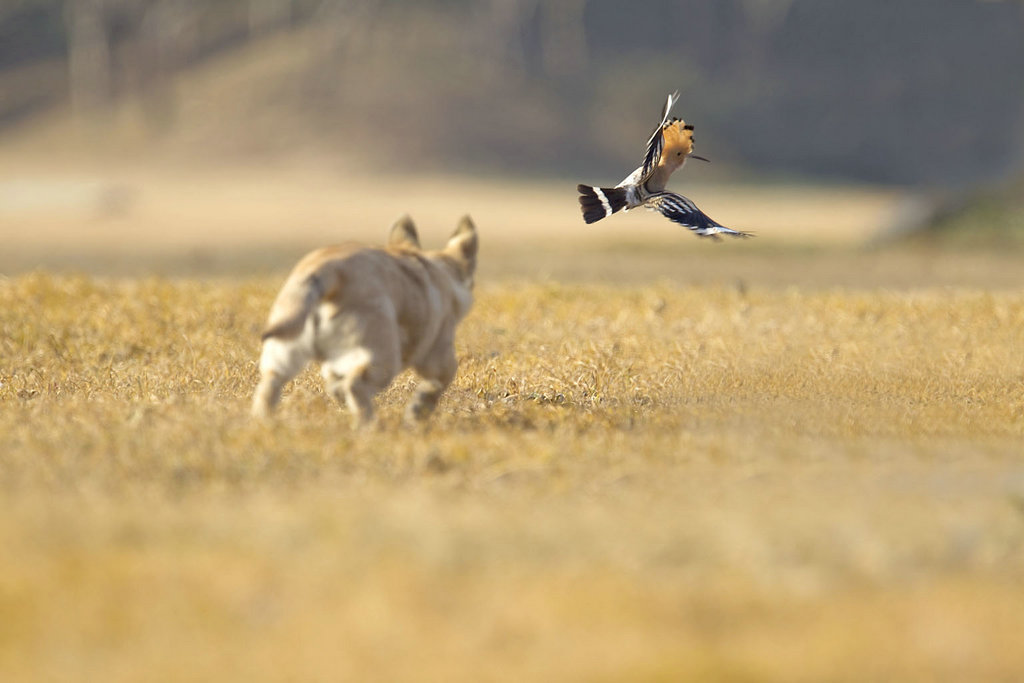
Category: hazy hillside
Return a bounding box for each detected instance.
[2,0,1024,186]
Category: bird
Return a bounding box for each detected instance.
[577,92,751,239]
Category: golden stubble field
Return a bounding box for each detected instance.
[3,260,1024,681]
[2,154,1024,681]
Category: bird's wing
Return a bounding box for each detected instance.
[638,92,678,186]
[646,191,753,239]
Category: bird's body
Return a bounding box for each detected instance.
[578,93,751,239]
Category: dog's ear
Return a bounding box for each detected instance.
[388,214,421,249]
[445,215,478,270]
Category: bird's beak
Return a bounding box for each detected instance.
[690,154,711,163]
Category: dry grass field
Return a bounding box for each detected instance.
[3,255,1024,681]
[2,155,1024,681]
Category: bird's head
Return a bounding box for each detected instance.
[660,120,710,170]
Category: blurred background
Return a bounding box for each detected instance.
[2,0,1024,274]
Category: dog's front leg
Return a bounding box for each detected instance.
[406,346,457,424]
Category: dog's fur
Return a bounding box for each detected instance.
[252,215,478,426]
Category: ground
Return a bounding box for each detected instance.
[2,162,1024,681]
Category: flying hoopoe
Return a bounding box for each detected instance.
[577,92,751,239]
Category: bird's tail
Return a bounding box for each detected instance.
[577,184,629,224]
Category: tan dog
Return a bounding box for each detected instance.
[252,215,478,426]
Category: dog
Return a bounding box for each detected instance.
[252,214,478,427]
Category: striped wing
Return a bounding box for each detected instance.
[638,91,678,185]
[646,191,752,239]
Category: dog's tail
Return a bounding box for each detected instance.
[261,267,339,341]
[577,184,629,224]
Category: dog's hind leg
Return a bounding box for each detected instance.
[252,370,287,418]
[323,344,400,429]
[252,336,313,418]
[338,373,377,428]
